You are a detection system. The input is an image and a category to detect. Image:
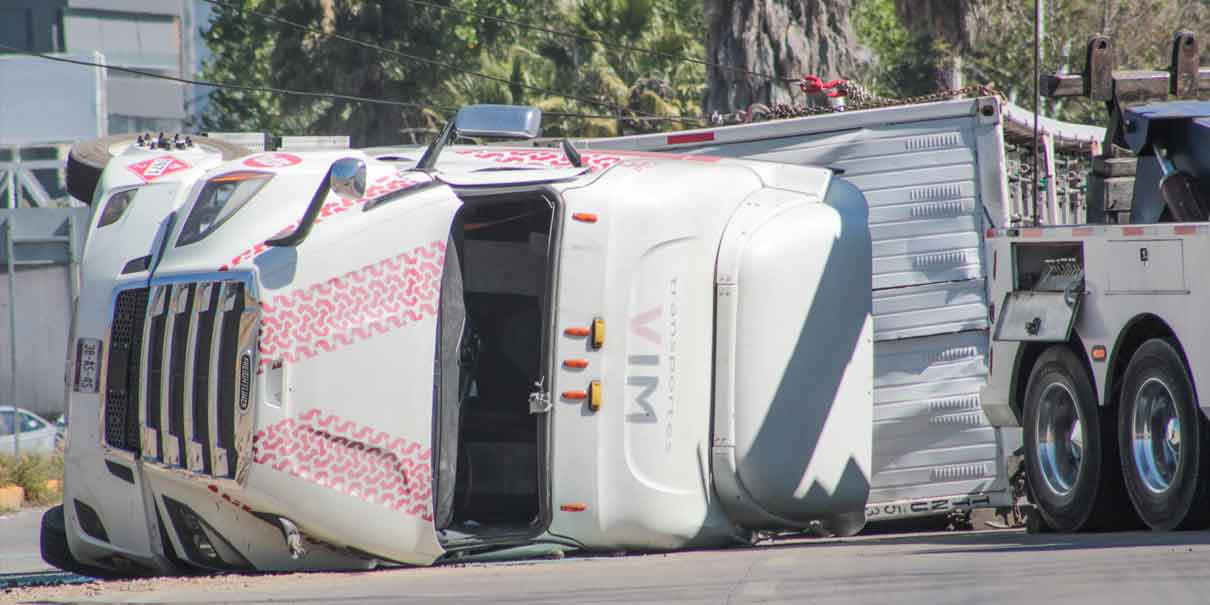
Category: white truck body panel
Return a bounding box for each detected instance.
[712,181,873,528]
[582,98,1023,520]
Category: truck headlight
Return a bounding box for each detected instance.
[177,171,273,247]
[97,188,138,228]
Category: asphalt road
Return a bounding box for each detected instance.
[0,507,50,576]
[7,528,1210,604]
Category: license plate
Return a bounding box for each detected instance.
[74,338,102,393]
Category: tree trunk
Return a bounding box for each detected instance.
[893,0,975,90]
[703,0,858,115]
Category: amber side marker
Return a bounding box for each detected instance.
[560,503,588,512]
[564,326,591,338]
[563,390,588,400]
[564,359,589,369]
[591,318,605,349]
[1092,345,1107,361]
[572,212,598,223]
[589,380,603,412]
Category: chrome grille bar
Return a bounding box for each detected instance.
[208,282,230,477]
[139,285,167,460]
[158,284,186,466]
[182,283,208,472]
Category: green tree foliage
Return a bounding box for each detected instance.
[857,0,1210,125]
[853,0,936,97]
[205,0,1210,139]
[202,0,704,144]
[966,0,1210,125]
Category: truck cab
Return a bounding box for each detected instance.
[51,106,873,575]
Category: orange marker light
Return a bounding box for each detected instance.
[572,212,598,223]
[563,390,588,400]
[560,503,588,512]
[1092,345,1107,361]
[564,359,589,369]
[564,327,591,338]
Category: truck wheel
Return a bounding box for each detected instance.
[40,505,122,579]
[1023,346,1134,532]
[66,134,250,205]
[1118,338,1210,530]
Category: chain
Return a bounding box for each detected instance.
[715,83,1007,125]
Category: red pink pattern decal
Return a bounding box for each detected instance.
[243,153,302,168]
[222,172,432,270]
[257,240,444,372]
[453,148,624,171]
[452,147,720,170]
[252,408,433,521]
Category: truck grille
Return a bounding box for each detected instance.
[104,288,149,452]
[103,280,256,480]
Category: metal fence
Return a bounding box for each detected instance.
[0,208,88,425]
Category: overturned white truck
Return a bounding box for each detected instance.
[47,106,873,575]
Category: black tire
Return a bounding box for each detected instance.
[1117,338,1210,530]
[40,505,123,579]
[1023,346,1136,532]
[66,134,251,205]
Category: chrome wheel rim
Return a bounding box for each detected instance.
[1035,382,1084,496]
[1131,377,1181,494]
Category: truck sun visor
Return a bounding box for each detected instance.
[176,172,272,247]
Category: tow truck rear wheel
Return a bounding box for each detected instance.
[1118,338,1210,530]
[1023,346,1135,532]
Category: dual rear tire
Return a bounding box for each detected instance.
[1116,339,1210,530]
[1023,340,1210,532]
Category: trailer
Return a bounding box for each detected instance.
[47,108,873,576]
[578,95,1104,524]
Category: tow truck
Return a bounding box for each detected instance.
[983,32,1210,532]
[45,105,873,575]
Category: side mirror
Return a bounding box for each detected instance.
[330,157,366,200]
[454,105,542,139]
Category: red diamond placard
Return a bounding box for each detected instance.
[126,156,190,182]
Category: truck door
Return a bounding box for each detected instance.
[246,174,462,566]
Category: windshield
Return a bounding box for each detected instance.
[177,171,272,247]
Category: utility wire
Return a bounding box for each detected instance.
[399,0,794,84]
[0,43,437,110]
[201,0,707,125]
[0,43,698,128]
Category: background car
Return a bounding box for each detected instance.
[0,406,59,456]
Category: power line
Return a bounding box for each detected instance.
[201,0,707,125]
[400,0,794,84]
[0,43,437,110]
[0,43,699,129]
